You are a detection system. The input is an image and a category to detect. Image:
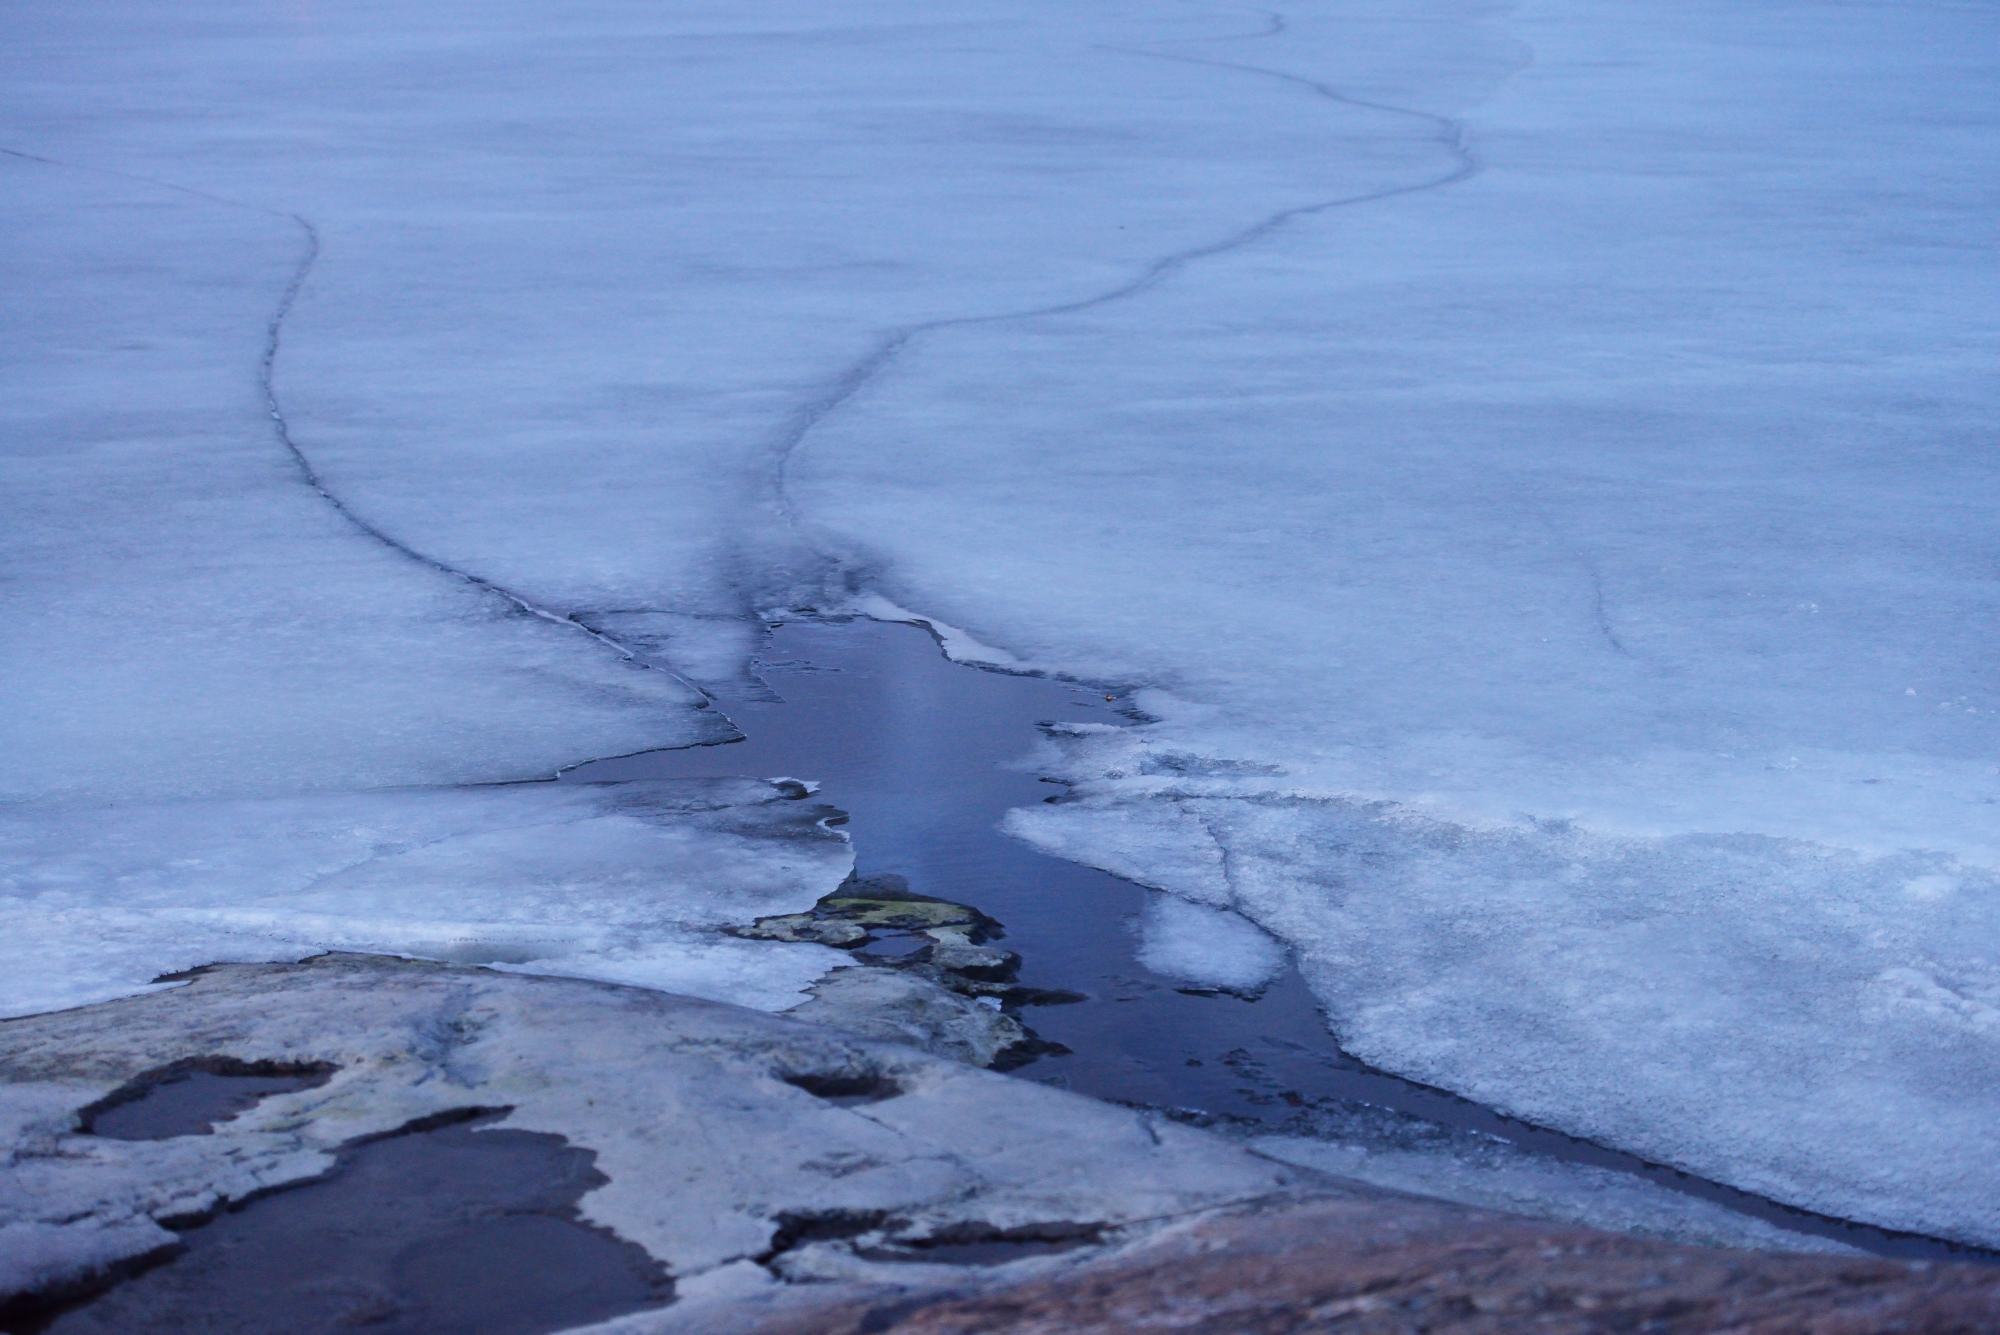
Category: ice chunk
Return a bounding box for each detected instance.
[852,595,1024,669]
[1009,764,2000,1247]
[1134,896,1286,997]
[0,780,852,1020]
[1002,797,1229,907]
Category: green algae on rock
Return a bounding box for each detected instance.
[731,876,1081,1071]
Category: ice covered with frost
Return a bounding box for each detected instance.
[2,0,1437,624]
[1234,1105,1854,1256]
[0,154,727,809]
[794,0,2000,1244]
[2,91,853,1022]
[2,0,1512,1026]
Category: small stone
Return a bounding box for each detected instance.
[926,941,1019,981]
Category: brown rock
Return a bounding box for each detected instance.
[745,1196,2000,1334]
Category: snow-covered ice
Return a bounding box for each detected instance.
[5,0,1997,1252]
[1240,1116,1857,1256]
[2,0,1503,1030]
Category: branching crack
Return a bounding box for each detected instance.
[767,10,1484,599]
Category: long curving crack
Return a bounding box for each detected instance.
[3,141,702,697]
[13,7,1485,704]
[16,9,1482,669]
[765,9,1483,587]
[5,149,696,699]
[253,215,705,690]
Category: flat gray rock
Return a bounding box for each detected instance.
[0,954,1318,1328]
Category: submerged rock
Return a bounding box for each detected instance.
[921,934,1019,982]
[734,915,870,948]
[731,874,1003,950]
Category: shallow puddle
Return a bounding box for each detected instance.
[33,1114,669,1335]
[82,1061,334,1141]
[566,617,1988,1263]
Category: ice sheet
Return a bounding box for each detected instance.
[2,0,1484,625]
[0,780,851,1020]
[790,0,2000,1244]
[0,154,725,807]
[0,0,1511,1051]
[1243,1124,1855,1257]
[7,0,1997,1250]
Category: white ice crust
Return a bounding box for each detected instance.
[1133,895,1287,997]
[0,780,852,1020]
[5,0,1997,1252]
[1244,1134,1854,1258]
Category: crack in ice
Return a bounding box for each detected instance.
[253,215,710,696]
[767,8,1482,591]
[3,145,706,699]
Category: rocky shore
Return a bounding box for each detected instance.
[2,955,1994,1334]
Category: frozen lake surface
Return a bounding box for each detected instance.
[5,0,1996,1267]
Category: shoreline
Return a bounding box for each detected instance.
[571,616,1984,1263]
[4,955,1994,1334]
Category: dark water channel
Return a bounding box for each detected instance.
[565,617,1986,1264]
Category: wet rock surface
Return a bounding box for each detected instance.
[0,954,1306,1332]
[3,954,1996,1334]
[79,1060,335,1142]
[785,967,1033,1071]
[742,875,1081,1069]
[737,1195,2000,1335]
